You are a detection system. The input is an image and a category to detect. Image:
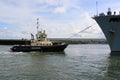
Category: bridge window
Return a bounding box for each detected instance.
[109,18,120,22]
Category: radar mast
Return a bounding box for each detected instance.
[37,18,39,33]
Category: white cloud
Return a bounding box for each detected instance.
[0,0,112,39]
[53,6,66,14]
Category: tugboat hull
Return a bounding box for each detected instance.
[11,43,68,52]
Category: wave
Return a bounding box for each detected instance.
[0,51,27,55]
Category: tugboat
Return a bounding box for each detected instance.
[11,18,68,52]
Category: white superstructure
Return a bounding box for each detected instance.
[30,18,53,46]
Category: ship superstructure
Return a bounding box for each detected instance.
[93,8,120,54]
[31,29,53,46]
[30,18,53,46]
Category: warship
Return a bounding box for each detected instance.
[11,19,68,52]
[93,8,120,54]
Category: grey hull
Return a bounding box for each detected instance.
[94,15,120,53]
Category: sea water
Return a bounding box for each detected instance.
[0,44,120,80]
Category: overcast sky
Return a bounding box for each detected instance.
[0,0,120,39]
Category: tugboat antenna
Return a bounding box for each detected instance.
[37,18,39,32]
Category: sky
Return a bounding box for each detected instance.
[0,0,120,39]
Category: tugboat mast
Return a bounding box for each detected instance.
[37,18,39,33]
[36,18,41,40]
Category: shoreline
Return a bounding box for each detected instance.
[0,38,107,45]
